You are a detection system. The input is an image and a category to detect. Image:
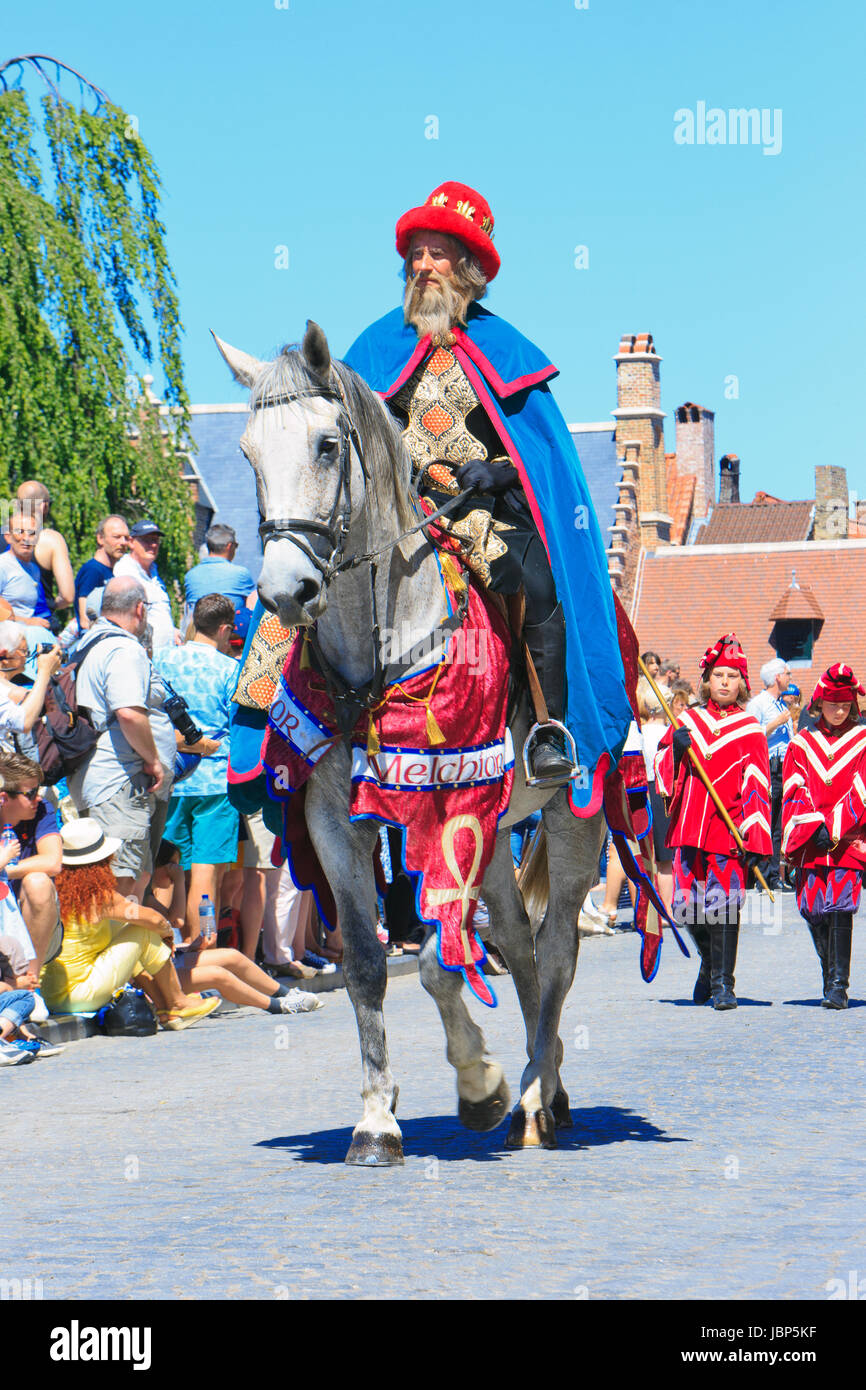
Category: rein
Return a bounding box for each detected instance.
[254,377,470,735]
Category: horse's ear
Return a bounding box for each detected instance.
[302,320,331,382]
[211,332,265,388]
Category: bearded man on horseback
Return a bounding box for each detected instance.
[345,181,632,804]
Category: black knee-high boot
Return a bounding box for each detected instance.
[710,913,739,1010]
[807,922,830,1000]
[824,912,853,1010]
[523,603,575,783]
[689,922,712,1004]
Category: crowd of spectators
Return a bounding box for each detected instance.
[0,499,332,1066]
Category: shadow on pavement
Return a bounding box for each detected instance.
[784,997,865,1009]
[657,997,773,1007]
[257,1105,688,1164]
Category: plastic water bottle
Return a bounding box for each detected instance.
[198,894,217,947]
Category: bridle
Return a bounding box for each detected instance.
[254,376,470,733]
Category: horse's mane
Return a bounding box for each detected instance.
[249,347,415,536]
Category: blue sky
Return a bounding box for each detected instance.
[6,0,865,504]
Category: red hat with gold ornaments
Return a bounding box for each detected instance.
[810,662,865,705]
[700,633,750,692]
[396,181,501,282]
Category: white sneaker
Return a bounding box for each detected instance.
[0,1039,33,1065]
[277,989,325,1014]
[30,991,49,1023]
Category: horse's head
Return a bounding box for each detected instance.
[213,321,400,628]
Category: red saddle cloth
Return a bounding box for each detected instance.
[261,562,514,1006]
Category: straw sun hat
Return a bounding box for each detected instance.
[60,817,121,866]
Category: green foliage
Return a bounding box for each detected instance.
[0,78,193,600]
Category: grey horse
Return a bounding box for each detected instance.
[215,321,608,1164]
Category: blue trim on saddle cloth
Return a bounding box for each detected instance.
[350,731,514,792]
[343,303,633,818]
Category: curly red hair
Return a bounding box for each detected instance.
[55,858,118,927]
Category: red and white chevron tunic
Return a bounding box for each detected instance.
[655,702,773,856]
[782,724,866,866]
[781,723,866,923]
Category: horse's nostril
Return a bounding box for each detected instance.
[294,578,320,608]
[258,590,276,613]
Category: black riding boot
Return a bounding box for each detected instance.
[689,922,712,1004]
[523,603,575,784]
[807,922,830,1000]
[710,916,740,1010]
[823,912,853,1010]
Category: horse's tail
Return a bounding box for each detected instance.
[516,824,549,930]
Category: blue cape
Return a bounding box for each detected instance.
[344,303,632,814]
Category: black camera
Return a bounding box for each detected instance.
[35,642,58,656]
[161,680,203,746]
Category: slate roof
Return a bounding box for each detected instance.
[187,407,262,577]
[569,424,618,546]
[694,500,814,546]
[631,541,866,702]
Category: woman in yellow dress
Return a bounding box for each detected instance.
[41,819,219,1030]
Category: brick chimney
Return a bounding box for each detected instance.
[612,333,670,548]
[814,464,848,540]
[674,402,715,518]
[719,454,740,505]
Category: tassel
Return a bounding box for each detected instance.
[299,635,311,670]
[426,703,446,746]
[440,553,465,595]
[367,715,380,756]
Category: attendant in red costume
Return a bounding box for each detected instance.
[655,635,772,1009]
[782,663,866,1009]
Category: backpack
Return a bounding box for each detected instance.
[30,630,118,785]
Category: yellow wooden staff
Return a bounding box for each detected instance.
[638,657,775,903]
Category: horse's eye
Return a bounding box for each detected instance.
[319,436,339,461]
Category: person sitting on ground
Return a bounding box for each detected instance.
[0,507,53,629]
[75,514,131,634]
[40,819,220,1030]
[0,754,63,984]
[0,930,63,1063]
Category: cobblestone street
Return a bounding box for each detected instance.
[6,891,866,1301]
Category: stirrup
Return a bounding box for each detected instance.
[522,719,580,788]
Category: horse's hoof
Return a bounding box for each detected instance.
[344,1131,405,1166]
[551,1088,571,1128]
[458,1076,511,1132]
[504,1107,558,1150]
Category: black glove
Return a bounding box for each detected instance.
[672,726,692,769]
[455,458,520,495]
[744,852,767,876]
[811,823,833,855]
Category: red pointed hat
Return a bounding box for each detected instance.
[700,633,750,691]
[810,662,865,704]
[395,181,501,282]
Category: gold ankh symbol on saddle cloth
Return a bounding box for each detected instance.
[426,814,484,966]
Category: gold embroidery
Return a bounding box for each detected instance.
[393,347,488,485]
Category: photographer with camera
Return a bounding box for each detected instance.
[153,594,240,945]
[68,576,183,901]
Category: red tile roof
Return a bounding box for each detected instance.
[632,542,866,702]
[769,580,824,622]
[694,500,813,545]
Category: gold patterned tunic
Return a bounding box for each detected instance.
[391,346,514,584]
